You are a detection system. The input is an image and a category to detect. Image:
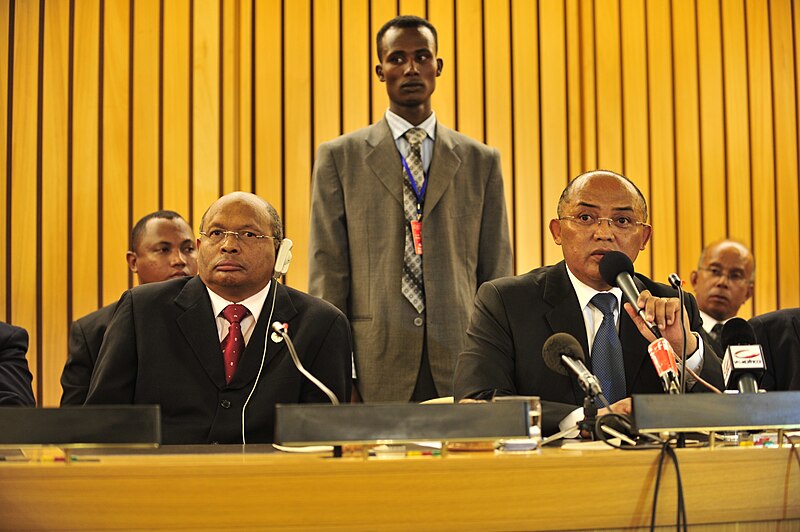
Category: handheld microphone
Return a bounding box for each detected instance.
[542,333,608,407]
[599,251,661,339]
[720,318,766,394]
[271,322,340,405]
[647,338,680,394]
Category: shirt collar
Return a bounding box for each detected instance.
[206,281,272,325]
[565,264,623,312]
[385,109,437,141]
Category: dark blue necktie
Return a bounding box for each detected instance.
[590,293,626,404]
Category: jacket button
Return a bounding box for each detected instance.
[413,316,424,327]
[220,399,231,409]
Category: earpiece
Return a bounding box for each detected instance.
[273,238,293,278]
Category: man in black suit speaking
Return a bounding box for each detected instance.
[454,170,723,436]
[86,192,352,444]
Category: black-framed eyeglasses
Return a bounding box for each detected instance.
[559,214,650,232]
[199,229,277,246]
[698,266,751,285]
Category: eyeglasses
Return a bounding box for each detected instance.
[199,229,277,246]
[559,214,650,232]
[698,266,751,285]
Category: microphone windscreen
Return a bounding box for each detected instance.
[599,251,635,287]
[542,332,586,376]
[721,317,757,351]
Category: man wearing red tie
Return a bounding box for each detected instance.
[86,192,351,444]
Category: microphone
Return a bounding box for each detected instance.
[542,333,607,407]
[270,322,340,405]
[720,318,766,394]
[599,251,661,339]
[647,338,680,394]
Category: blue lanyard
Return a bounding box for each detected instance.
[401,155,428,218]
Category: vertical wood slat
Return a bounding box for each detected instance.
[283,0,311,290]
[428,0,455,129]
[539,0,568,266]
[455,0,483,141]
[594,0,622,171]
[236,0,251,192]
[191,0,220,228]
[565,0,582,180]
[579,0,597,171]
[162,0,190,216]
[671,0,702,284]
[369,0,396,125]
[340,0,369,134]
[132,0,159,224]
[71,0,101,321]
[483,0,513,244]
[253,0,282,215]
[101,0,130,305]
[221,0,237,193]
[511,0,541,273]
[646,0,677,283]
[10,0,40,394]
[312,0,341,154]
[745,0,776,316]
[41,0,70,406]
[695,0,727,249]
[620,0,651,278]
[0,0,10,323]
[770,0,800,309]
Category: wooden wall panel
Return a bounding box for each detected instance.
[770,0,800,309]
[101,0,130,304]
[745,0,776,316]
[2,0,799,400]
[0,0,9,323]
[40,0,69,406]
[71,0,101,320]
[162,0,190,216]
[9,0,40,394]
[511,0,541,273]
[620,0,651,278]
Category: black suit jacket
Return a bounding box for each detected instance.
[86,276,352,444]
[0,322,35,405]
[454,262,724,435]
[750,308,800,391]
[61,303,117,405]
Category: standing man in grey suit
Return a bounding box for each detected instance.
[309,15,512,402]
[61,210,198,405]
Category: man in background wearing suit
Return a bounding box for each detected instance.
[61,210,198,405]
[689,239,754,356]
[309,15,512,403]
[0,322,35,405]
[454,170,724,436]
[750,308,800,391]
[86,192,351,444]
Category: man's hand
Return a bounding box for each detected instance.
[598,397,631,417]
[623,290,697,358]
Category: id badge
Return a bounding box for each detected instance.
[410,220,423,255]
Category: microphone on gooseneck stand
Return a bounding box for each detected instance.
[720,318,766,394]
[542,332,609,409]
[599,251,662,339]
[270,322,340,405]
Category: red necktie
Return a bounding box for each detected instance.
[221,304,249,383]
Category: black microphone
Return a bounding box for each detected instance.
[542,333,607,406]
[598,251,661,339]
[271,322,340,405]
[720,318,766,394]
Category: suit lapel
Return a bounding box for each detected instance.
[365,120,404,206]
[175,277,227,387]
[543,262,590,404]
[423,124,461,216]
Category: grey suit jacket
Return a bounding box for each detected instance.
[86,276,352,444]
[309,118,512,401]
[454,262,724,435]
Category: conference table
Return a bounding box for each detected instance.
[1,442,798,530]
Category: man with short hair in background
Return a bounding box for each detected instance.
[61,210,198,405]
[689,239,755,356]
